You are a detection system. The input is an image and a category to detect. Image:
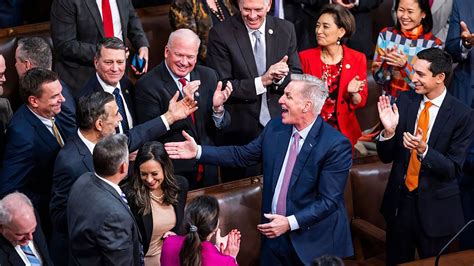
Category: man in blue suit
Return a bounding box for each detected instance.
[445,0,474,250]
[0,68,74,239]
[165,74,353,265]
[377,48,474,265]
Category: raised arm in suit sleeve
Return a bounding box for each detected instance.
[445,0,470,62]
[50,0,97,66]
[293,137,352,229]
[124,0,149,50]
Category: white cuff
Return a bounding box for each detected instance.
[160,115,170,130]
[377,129,395,141]
[255,77,266,95]
[287,215,300,231]
[196,145,202,160]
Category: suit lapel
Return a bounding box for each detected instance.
[23,106,60,152]
[233,16,259,77]
[93,175,135,217]
[0,235,24,265]
[73,135,94,172]
[289,117,323,190]
[271,128,292,193]
[119,78,135,121]
[85,0,104,37]
[265,17,276,70]
[428,93,453,146]
[115,0,127,39]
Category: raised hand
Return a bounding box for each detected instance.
[377,95,399,138]
[347,75,365,93]
[262,55,290,86]
[164,130,198,159]
[220,229,241,258]
[460,21,474,48]
[163,91,198,125]
[382,47,407,68]
[212,81,233,111]
[183,80,201,101]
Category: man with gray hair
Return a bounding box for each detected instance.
[0,192,53,265]
[15,37,77,139]
[135,29,233,189]
[68,134,142,265]
[164,74,354,265]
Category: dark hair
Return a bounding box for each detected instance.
[316,4,356,42]
[127,141,180,215]
[394,0,433,33]
[93,134,129,176]
[17,37,52,70]
[76,91,115,130]
[95,37,127,59]
[417,48,453,82]
[179,195,219,266]
[312,255,345,266]
[19,68,58,104]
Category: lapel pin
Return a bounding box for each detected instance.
[268,29,273,35]
[345,64,351,69]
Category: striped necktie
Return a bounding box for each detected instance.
[21,244,42,266]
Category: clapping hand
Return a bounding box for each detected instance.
[219,229,241,258]
[212,81,233,112]
[381,47,407,68]
[347,75,365,94]
[403,128,426,154]
[377,95,399,138]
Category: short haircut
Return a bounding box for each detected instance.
[93,134,129,177]
[417,48,453,81]
[0,192,34,225]
[76,91,115,130]
[317,4,356,41]
[17,37,52,70]
[394,0,433,33]
[167,29,201,49]
[291,74,328,115]
[19,68,58,104]
[95,37,127,59]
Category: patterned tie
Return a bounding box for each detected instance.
[113,88,130,133]
[102,0,114,37]
[405,101,433,191]
[276,132,301,215]
[252,31,271,126]
[51,118,64,147]
[21,244,42,266]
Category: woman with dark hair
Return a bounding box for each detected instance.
[299,4,368,146]
[372,0,442,100]
[169,0,237,62]
[124,141,188,266]
[161,195,241,266]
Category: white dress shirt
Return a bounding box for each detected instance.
[95,0,123,40]
[14,241,44,266]
[28,107,64,144]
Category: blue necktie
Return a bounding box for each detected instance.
[113,88,130,133]
[21,244,42,266]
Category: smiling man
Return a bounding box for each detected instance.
[377,48,474,265]
[134,29,233,189]
[164,74,354,265]
[0,68,73,240]
[206,0,302,180]
[0,192,53,265]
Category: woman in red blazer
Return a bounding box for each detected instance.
[299,4,368,146]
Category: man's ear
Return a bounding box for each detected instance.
[95,118,103,132]
[27,95,38,108]
[435,72,446,84]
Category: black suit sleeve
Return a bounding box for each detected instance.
[352,0,383,13]
[124,0,149,49]
[173,175,189,235]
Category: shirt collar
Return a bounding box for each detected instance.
[96,73,121,94]
[164,61,191,84]
[245,19,266,36]
[423,87,447,107]
[77,129,96,154]
[292,118,317,141]
[95,173,124,196]
[27,106,53,127]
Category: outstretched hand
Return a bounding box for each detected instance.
[377,95,399,138]
[164,91,198,125]
[164,131,198,159]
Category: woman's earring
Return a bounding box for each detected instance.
[337,37,341,45]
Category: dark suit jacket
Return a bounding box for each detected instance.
[57,80,77,140]
[0,105,75,235]
[68,173,141,265]
[0,97,12,163]
[199,117,354,264]
[76,74,136,122]
[446,0,474,107]
[377,90,474,237]
[124,175,188,254]
[207,14,302,145]
[0,219,53,265]
[134,62,230,186]
[50,0,149,92]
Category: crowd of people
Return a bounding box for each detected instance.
[0,0,473,265]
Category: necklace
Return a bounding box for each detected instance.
[209,0,226,22]
[321,49,343,86]
[150,192,164,203]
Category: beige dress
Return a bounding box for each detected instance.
[144,195,176,266]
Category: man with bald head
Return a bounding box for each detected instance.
[135,28,233,189]
[0,192,53,265]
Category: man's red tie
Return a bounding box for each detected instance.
[102,0,114,37]
[178,78,203,182]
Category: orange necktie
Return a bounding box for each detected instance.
[405,101,432,191]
